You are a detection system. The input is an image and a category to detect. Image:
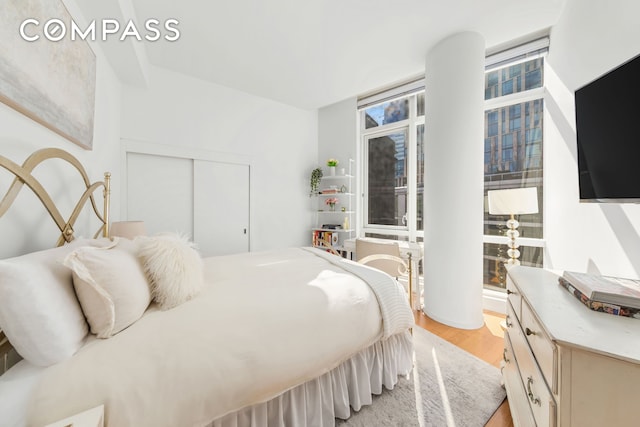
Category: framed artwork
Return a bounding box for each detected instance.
[0,0,96,149]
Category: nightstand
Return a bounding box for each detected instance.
[44,405,104,427]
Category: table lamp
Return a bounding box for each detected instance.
[487,187,538,265]
[109,221,146,239]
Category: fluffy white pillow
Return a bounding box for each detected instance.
[0,238,112,366]
[136,233,203,310]
[64,239,151,338]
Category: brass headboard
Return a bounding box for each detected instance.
[0,148,111,373]
[0,148,111,244]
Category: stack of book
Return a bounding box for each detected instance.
[559,271,640,318]
[312,230,339,248]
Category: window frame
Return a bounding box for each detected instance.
[359,91,425,242]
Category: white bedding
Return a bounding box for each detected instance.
[0,360,45,427]
[16,247,413,426]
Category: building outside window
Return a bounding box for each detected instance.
[483,54,546,291]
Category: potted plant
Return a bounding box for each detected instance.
[325,197,339,211]
[310,167,323,196]
[326,158,338,176]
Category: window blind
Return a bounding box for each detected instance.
[357,35,549,110]
[485,37,549,71]
[357,78,425,110]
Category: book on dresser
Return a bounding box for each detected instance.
[559,271,640,318]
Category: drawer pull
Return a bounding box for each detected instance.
[526,376,541,406]
[505,315,513,328]
[507,289,515,295]
[525,327,536,336]
[503,348,510,363]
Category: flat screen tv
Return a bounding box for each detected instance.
[575,53,640,202]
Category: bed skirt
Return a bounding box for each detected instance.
[209,330,414,427]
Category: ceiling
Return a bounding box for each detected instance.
[78,0,566,110]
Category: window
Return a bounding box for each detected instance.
[365,130,408,226]
[525,68,542,90]
[487,111,498,136]
[502,134,513,163]
[509,104,521,131]
[360,87,424,242]
[364,99,409,129]
[484,139,492,164]
[502,79,514,95]
[355,38,548,288]
[416,124,425,231]
[483,55,546,291]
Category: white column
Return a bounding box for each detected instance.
[422,32,485,329]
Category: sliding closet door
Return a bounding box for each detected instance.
[126,153,194,237]
[193,160,250,256]
[127,153,193,237]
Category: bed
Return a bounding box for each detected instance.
[0,148,415,427]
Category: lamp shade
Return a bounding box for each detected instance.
[110,221,146,239]
[488,187,538,215]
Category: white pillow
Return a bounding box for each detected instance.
[0,238,111,366]
[136,233,204,310]
[64,239,151,338]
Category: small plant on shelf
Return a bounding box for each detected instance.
[310,167,323,196]
[326,158,339,167]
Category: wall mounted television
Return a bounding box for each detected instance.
[575,53,640,202]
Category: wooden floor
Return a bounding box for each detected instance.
[414,310,514,427]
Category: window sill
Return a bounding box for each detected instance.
[482,288,507,314]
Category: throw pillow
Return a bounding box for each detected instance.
[64,239,151,338]
[136,233,204,310]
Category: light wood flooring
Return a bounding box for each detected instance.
[414,310,514,427]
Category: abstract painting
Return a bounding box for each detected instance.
[0,0,96,149]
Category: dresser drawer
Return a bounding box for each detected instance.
[506,275,523,321]
[509,304,556,427]
[521,299,557,392]
[502,331,536,427]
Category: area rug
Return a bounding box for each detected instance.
[338,327,506,427]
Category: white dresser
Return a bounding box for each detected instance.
[503,266,640,426]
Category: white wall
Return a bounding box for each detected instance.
[0,0,122,258]
[318,98,358,230]
[318,98,358,176]
[544,0,640,278]
[120,66,318,251]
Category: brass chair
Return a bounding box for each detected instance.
[355,238,414,309]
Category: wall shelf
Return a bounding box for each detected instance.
[311,165,354,252]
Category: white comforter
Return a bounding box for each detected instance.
[26,248,414,426]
